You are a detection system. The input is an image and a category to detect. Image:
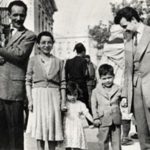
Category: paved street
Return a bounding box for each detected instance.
[25,125,140,150]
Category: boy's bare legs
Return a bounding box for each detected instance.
[37,140,44,150]
[110,124,121,150]
[121,120,133,145]
[122,120,131,138]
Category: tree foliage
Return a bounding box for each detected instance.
[110,0,143,15]
[88,21,111,49]
[89,0,150,49]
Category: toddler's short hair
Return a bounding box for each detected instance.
[98,64,114,77]
[66,81,83,99]
[67,81,79,95]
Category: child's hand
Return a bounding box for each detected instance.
[121,98,128,107]
[93,119,101,127]
[61,104,68,112]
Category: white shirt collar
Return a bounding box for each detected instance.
[136,22,144,43]
[10,24,17,35]
[137,22,144,35]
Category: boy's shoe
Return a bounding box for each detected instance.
[121,137,134,146]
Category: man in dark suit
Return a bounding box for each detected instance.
[0,1,36,149]
[65,43,89,108]
[115,7,150,150]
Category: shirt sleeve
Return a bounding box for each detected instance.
[81,102,93,123]
[0,32,36,63]
[59,60,66,89]
[91,90,99,120]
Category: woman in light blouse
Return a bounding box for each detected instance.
[26,31,66,150]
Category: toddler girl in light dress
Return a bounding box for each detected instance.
[63,81,93,150]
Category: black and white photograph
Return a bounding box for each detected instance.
[0,0,150,150]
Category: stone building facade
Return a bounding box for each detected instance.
[0,0,57,34]
[0,0,57,54]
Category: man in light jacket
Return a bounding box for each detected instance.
[115,6,150,150]
[0,1,36,149]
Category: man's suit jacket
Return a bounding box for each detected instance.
[0,27,36,101]
[122,24,150,113]
[91,83,122,127]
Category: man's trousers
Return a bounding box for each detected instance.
[0,100,24,150]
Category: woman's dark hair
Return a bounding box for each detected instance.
[37,31,55,44]
[114,7,141,24]
[73,42,86,53]
[8,0,27,14]
[98,64,114,77]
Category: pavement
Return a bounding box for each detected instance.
[24,124,140,150]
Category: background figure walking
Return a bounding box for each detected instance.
[65,43,89,109]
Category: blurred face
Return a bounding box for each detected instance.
[38,35,53,55]
[120,17,138,33]
[67,92,78,103]
[100,74,114,88]
[9,5,26,29]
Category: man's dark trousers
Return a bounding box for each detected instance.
[0,99,24,150]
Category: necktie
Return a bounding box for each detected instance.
[9,28,14,40]
[132,32,138,56]
[134,32,138,46]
